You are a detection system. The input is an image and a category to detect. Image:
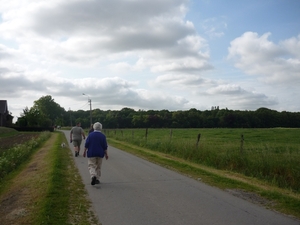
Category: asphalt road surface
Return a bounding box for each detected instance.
[61,130,299,225]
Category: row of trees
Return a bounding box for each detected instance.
[15,95,300,129]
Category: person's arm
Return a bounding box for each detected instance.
[104,149,108,160]
[70,130,72,143]
[104,137,108,159]
[81,128,86,140]
[83,148,88,157]
[83,136,89,157]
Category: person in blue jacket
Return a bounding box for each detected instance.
[83,122,108,185]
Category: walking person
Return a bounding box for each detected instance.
[88,123,94,134]
[70,122,86,157]
[83,122,108,185]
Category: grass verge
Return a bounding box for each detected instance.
[107,138,300,220]
[0,132,100,225]
[106,128,300,192]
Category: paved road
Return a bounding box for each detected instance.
[61,130,299,225]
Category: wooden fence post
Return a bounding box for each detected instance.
[240,134,244,154]
[170,129,173,141]
[145,128,148,141]
[132,130,134,139]
[196,133,201,148]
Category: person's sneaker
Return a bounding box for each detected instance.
[95,180,100,184]
[91,176,96,185]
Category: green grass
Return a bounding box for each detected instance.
[35,133,69,224]
[0,131,100,225]
[0,131,51,182]
[34,132,100,225]
[104,128,300,191]
[0,126,18,137]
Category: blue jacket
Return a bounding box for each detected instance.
[84,131,108,158]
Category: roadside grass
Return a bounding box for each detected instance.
[0,131,50,182]
[0,132,100,225]
[0,127,18,137]
[105,128,300,192]
[107,137,300,220]
[35,132,100,225]
[34,132,69,224]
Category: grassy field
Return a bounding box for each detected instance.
[104,128,300,192]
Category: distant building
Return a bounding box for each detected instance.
[0,100,13,126]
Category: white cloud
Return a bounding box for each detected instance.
[206,84,244,95]
[0,0,299,122]
[202,17,227,39]
[0,0,211,73]
[204,84,278,110]
[154,73,217,88]
[228,32,300,84]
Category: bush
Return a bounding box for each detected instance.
[0,131,51,181]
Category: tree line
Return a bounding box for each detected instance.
[14,95,300,129]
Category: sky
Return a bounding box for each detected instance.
[0,0,300,122]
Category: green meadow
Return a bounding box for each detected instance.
[105,128,300,192]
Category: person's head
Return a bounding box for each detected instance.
[76,122,81,126]
[93,122,102,131]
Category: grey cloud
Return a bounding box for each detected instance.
[229,94,278,110]
[74,77,190,110]
[0,74,50,96]
[108,24,195,52]
[3,0,211,73]
[0,67,9,74]
[204,84,278,110]
[0,45,13,59]
[0,67,190,112]
[94,91,189,111]
[31,0,188,36]
[154,74,216,87]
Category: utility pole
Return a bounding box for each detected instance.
[88,98,92,125]
[69,108,72,127]
[83,93,92,125]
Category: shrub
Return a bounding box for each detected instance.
[0,131,51,181]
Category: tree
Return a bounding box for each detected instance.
[16,95,300,129]
[22,106,39,126]
[17,95,65,127]
[33,95,65,126]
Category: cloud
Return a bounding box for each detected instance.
[227,32,300,84]
[0,64,190,112]
[1,0,298,121]
[205,84,278,110]
[0,0,209,73]
[202,17,227,39]
[153,73,217,88]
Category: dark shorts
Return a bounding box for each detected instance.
[72,140,82,147]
